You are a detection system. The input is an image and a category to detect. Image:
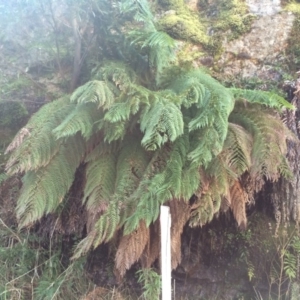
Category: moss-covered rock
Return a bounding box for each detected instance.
[200,0,255,40]
[158,0,209,45]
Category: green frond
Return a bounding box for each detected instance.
[103,120,127,143]
[123,147,172,234]
[140,100,184,150]
[114,136,150,196]
[16,135,86,227]
[165,69,234,166]
[162,135,189,198]
[125,173,171,233]
[206,156,237,208]
[229,103,290,181]
[83,152,116,211]
[97,61,136,91]
[53,103,103,140]
[84,139,119,162]
[130,30,176,75]
[6,97,72,174]
[73,199,121,256]
[104,102,131,122]
[187,127,220,166]
[223,122,253,175]
[93,200,121,245]
[102,82,152,126]
[180,164,201,201]
[230,88,295,110]
[70,80,115,109]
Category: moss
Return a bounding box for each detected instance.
[200,0,255,40]
[284,2,300,14]
[175,43,204,65]
[157,0,254,59]
[158,0,209,45]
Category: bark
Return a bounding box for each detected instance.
[270,77,300,226]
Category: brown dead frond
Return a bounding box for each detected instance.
[141,220,160,268]
[230,181,248,229]
[220,195,231,213]
[169,199,191,269]
[114,221,149,278]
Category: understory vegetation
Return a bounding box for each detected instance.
[1,0,300,299]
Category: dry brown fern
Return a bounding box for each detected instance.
[114,221,149,278]
[230,180,248,229]
[141,220,160,268]
[169,199,191,269]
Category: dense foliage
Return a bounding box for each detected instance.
[3,0,294,279]
[1,0,300,299]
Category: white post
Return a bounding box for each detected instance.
[160,205,172,300]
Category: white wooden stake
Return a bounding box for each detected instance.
[160,205,172,300]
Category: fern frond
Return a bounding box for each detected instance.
[98,61,136,91]
[187,127,218,166]
[93,199,120,245]
[140,100,184,150]
[229,180,247,229]
[230,102,291,181]
[70,80,115,109]
[124,147,172,234]
[230,88,295,110]
[189,193,215,227]
[6,97,72,174]
[223,122,253,175]
[169,199,190,269]
[16,135,86,227]
[115,221,149,278]
[83,152,116,212]
[166,70,234,166]
[53,103,103,139]
[103,120,127,143]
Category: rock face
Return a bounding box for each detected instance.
[246,0,281,16]
[218,1,295,79]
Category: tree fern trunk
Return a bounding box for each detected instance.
[270,78,300,226]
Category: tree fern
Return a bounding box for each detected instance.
[4,0,296,277]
